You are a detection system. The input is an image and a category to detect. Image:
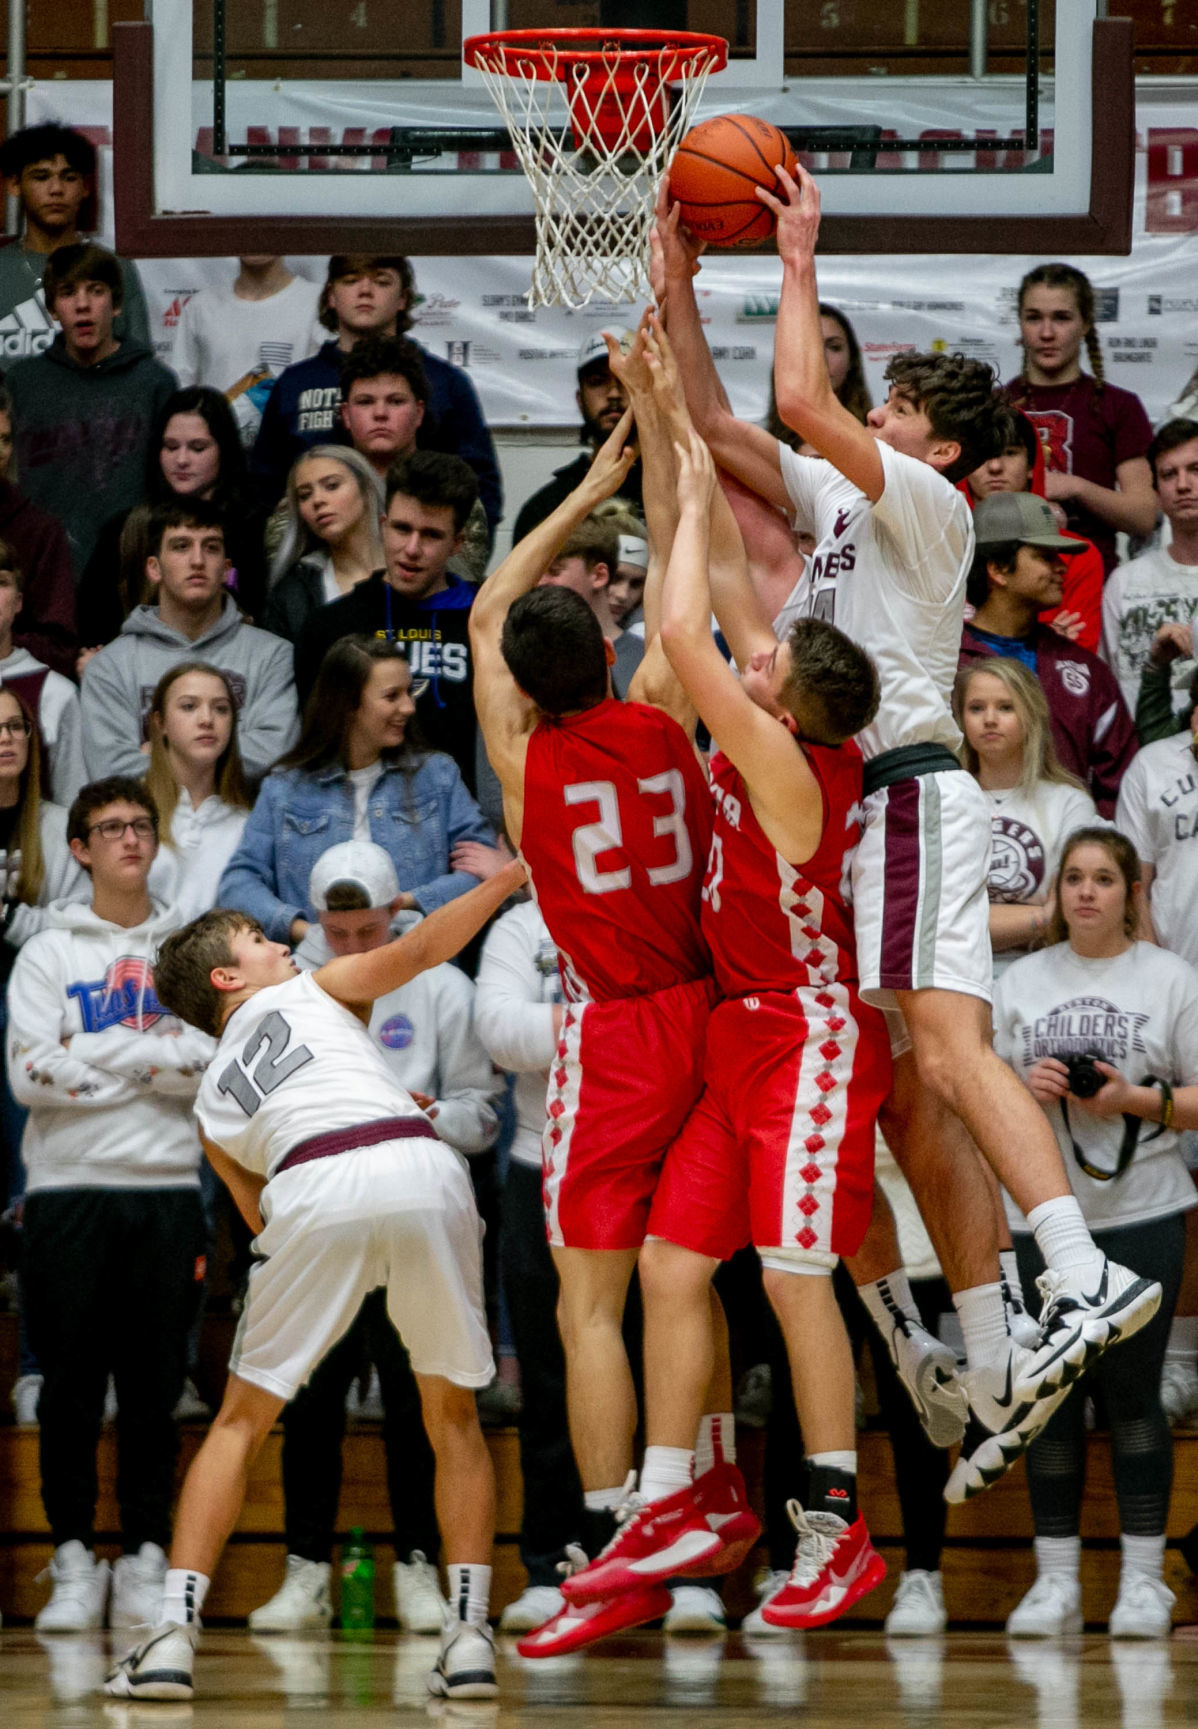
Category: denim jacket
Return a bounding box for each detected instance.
[217,753,494,943]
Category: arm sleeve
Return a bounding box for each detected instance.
[443,370,503,538]
[474,916,559,1073]
[65,1024,214,1096]
[1169,964,1198,1089]
[117,261,153,351]
[46,685,87,807]
[1134,660,1185,746]
[12,513,78,678]
[1114,752,1153,862]
[1100,569,1122,668]
[776,444,823,536]
[237,636,300,780]
[6,944,143,1108]
[1086,666,1139,820]
[426,971,501,1155]
[407,765,496,915]
[216,781,305,943]
[79,653,149,780]
[1112,390,1154,466]
[870,443,974,604]
[170,295,202,388]
[248,380,293,510]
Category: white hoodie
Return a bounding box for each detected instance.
[147,789,249,924]
[6,896,214,1192]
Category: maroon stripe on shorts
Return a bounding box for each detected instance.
[878,778,921,990]
[276,1114,436,1176]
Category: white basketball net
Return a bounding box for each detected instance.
[469,39,722,309]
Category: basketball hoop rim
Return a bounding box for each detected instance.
[463,27,729,82]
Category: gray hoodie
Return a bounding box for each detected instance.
[6,896,214,1191]
[79,595,299,783]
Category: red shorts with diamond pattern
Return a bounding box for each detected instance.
[648,986,891,1264]
[541,975,717,1251]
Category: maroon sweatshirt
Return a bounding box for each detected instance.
[0,480,78,679]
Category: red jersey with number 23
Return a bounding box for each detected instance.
[702,741,865,999]
[521,697,713,1002]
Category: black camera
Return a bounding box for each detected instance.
[1063,1050,1107,1099]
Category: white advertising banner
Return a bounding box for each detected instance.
[24,79,1198,429]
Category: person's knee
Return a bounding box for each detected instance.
[638,1238,714,1310]
[554,1256,633,1346]
[210,1378,282,1453]
[419,1377,485,1448]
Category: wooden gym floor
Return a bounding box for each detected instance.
[2,1624,1197,1725]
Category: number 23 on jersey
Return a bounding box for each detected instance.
[564,770,695,896]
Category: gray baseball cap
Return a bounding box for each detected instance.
[972,491,1082,553]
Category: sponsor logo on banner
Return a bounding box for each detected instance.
[411,292,460,328]
[446,340,471,367]
[1094,288,1120,322]
[737,294,780,322]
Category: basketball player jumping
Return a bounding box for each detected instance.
[104,862,524,1704]
[656,165,1161,1504]
[558,326,894,1629]
[468,399,757,1656]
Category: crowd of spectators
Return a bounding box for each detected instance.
[0,117,1197,1643]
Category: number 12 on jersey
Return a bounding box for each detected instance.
[217,1010,314,1117]
[564,771,694,896]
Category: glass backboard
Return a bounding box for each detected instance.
[113,1,1134,260]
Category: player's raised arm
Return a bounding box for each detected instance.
[651,186,791,513]
[469,409,636,781]
[645,319,779,675]
[763,162,884,502]
[315,859,527,1010]
[659,430,824,860]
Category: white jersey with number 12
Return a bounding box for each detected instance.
[195,969,430,1181]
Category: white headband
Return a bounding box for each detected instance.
[617,534,649,572]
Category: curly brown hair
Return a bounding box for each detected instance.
[884,351,1017,483]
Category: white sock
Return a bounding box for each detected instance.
[1033,1535,1080,1579]
[807,1450,857,1474]
[583,1485,626,1512]
[694,1412,736,1476]
[952,1282,1010,1374]
[1027,1196,1103,1279]
[999,1249,1026,1307]
[859,1271,922,1335]
[1166,1315,1198,1364]
[163,1568,209,1627]
[446,1562,491,1628]
[638,1445,694,1504]
[1120,1532,1166,1582]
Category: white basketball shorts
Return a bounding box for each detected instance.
[853,767,993,1011]
[230,1138,494,1400]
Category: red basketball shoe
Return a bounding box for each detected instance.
[560,1481,723,1604]
[760,1502,886,1629]
[686,1461,762,1577]
[514,1584,672,1657]
[562,1463,761,1603]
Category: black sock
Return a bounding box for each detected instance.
[582,1506,619,1560]
[806,1462,857,1524]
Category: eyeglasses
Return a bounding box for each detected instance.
[0,718,30,739]
[87,817,157,842]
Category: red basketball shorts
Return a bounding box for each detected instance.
[542,974,717,1252]
[649,985,892,1264]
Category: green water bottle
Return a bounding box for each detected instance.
[340,1527,375,1632]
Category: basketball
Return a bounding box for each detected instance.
[668,114,798,249]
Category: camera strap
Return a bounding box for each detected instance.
[1064,1075,1170,1182]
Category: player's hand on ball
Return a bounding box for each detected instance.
[757,159,821,267]
[651,181,705,297]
